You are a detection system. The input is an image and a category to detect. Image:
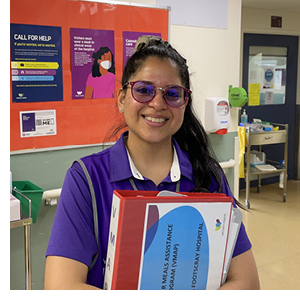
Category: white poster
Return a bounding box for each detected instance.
[265,91,273,105]
[263,67,274,89]
[157,0,228,29]
[274,69,282,90]
[20,110,57,137]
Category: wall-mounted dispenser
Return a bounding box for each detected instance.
[205,97,230,135]
[228,85,248,107]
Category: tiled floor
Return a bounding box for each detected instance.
[239,179,300,290]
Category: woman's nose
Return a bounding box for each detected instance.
[148,88,168,110]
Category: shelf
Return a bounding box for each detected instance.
[247,129,286,145]
[244,122,288,209]
[10,217,32,229]
[247,166,285,176]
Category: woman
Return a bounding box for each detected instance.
[84,46,115,99]
[45,36,260,290]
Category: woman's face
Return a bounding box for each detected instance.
[101,51,111,62]
[118,56,187,147]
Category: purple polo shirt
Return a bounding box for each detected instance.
[46,132,251,289]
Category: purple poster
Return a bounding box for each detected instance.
[123,31,161,70]
[70,28,115,99]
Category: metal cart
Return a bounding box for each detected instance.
[10,188,32,290]
[245,122,288,209]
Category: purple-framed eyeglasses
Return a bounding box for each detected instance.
[122,80,191,108]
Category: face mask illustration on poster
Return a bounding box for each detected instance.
[100,60,112,70]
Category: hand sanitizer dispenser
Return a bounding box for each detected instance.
[205,97,230,134]
[241,109,248,124]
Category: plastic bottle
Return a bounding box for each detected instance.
[279,172,284,188]
[279,160,285,189]
[241,109,248,124]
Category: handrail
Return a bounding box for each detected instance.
[218,136,240,200]
[12,187,31,218]
[42,188,62,200]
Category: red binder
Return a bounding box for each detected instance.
[104,190,233,290]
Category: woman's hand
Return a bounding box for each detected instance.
[219,249,260,290]
[45,249,259,290]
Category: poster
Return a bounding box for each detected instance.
[248,83,260,106]
[123,31,161,69]
[20,110,56,138]
[11,24,63,103]
[263,67,274,89]
[265,91,273,105]
[157,0,228,29]
[70,28,115,99]
[274,69,282,90]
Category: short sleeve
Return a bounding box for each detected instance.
[46,163,98,267]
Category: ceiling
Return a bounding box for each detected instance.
[242,0,300,13]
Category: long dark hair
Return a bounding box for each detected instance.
[109,38,244,208]
[122,39,223,191]
[91,46,115,77]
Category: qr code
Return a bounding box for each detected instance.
[36,118,54,126]
[43,119,51,125]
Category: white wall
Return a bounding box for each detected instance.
[169,0,241,132]
[241,7,300,105]
[117,0,242,132]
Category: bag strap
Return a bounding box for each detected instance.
[75,158,99,271]
[76,159,181,271]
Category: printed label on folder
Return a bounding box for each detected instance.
[138,202,230,290]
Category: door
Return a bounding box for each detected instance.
[242,33,298,186]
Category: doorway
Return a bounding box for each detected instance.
[241,33,298,187]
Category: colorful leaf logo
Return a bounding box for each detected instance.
[215,219,222,231]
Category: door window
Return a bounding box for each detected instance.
[248,46,287,105]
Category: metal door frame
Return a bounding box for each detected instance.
[242,33,299,180]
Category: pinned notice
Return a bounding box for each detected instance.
[248,83,260,106]
[20,110,57,138]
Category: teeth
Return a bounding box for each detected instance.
[145,116,166,123]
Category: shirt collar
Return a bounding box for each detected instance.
[125,147,144,180]
[109,131,194,183]
[125,143,181,182]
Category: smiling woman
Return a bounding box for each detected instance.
[44,36,260,290]
[117,56,187,153]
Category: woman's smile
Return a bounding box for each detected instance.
[143,114,169,124]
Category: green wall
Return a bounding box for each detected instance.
[10,132,237,289]
[10,144,108,290]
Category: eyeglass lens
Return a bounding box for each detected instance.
[131,81,188,107]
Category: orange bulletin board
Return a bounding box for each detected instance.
[10,0,169,151]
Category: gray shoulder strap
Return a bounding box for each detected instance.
[129,177,138,190]
[75,158,99,271]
